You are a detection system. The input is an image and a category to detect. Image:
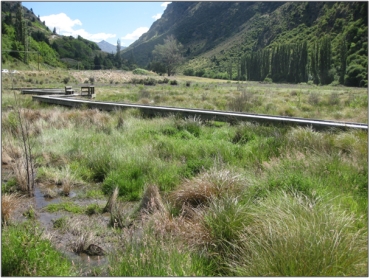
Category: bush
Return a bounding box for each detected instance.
[133,68,150,75]
[183,68,194,76]
[195,69,205,77]
[170,80,178,85]
[62,77,70,84]
[263,77,272,83]
[308,92,320,105]
[328,92,340,106]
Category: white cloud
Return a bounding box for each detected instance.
[161,2,171,9]
[40,13,115,42]
[121,27,149,41]
[40,13,81,34]
[152,13,162,20]
[151,2,170,22]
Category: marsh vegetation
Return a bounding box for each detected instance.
[1,70,368,276]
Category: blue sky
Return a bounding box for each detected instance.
[22,2,171,47]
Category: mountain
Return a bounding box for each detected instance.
[1,2,134,71]
[121,1,368,86]
[98,40,123,54]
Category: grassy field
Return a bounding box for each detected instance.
[1,69,368,276]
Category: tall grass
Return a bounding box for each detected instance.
[2,222,76,276]
[109,233,212,276]
[226,191,368,276]
[1,193,21,224]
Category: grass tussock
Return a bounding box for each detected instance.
[226,191,368,276]
[1,193,21,224]
[169,167,245,209]
[138,184,166,214]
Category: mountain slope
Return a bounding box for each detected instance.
[121,1,367,86]
[1,2,132,70]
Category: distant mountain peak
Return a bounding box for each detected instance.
[97,40,125,54]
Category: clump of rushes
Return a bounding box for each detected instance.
[1,193,21,224]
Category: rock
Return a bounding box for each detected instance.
[84,244,105,256]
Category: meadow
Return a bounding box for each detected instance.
[1,69,368,276]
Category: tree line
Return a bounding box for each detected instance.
[241,37,346,86]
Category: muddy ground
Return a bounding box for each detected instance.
[1,157,133,276]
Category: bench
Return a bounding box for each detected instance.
[65,86,74,95]
[81,85,95,96]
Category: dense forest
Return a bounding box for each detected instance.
[1,1,368,87]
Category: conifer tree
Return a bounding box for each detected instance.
[116,39,122,68]
[310,42,320,84]
[319,36,333,85]
[338,37,347,85]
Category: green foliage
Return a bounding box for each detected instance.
[133,68,151,75]
[102,166,146,201]
[2,222,76,276]
[52,216,68,230]
[45,202,85,214]
[85,203,103,215]
[152,35,184,76]
[2,178,17,193]
[183,68,195,76]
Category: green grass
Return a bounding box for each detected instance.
[1,70,368,276]
[226,191,368,276]
[2,222,76,276]
[109,233,214,276]
[44,202,85,214]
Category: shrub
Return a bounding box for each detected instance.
[308,92,320,105]
[170,80,178,85]
[133,68,150,75]
[263,77,272,83]
[143,77,157,86]
[62,77,70,84]
[195,69,205,77]
[328,92,340,106]
[183,68,194,76]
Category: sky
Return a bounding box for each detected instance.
[22,1,172,47]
